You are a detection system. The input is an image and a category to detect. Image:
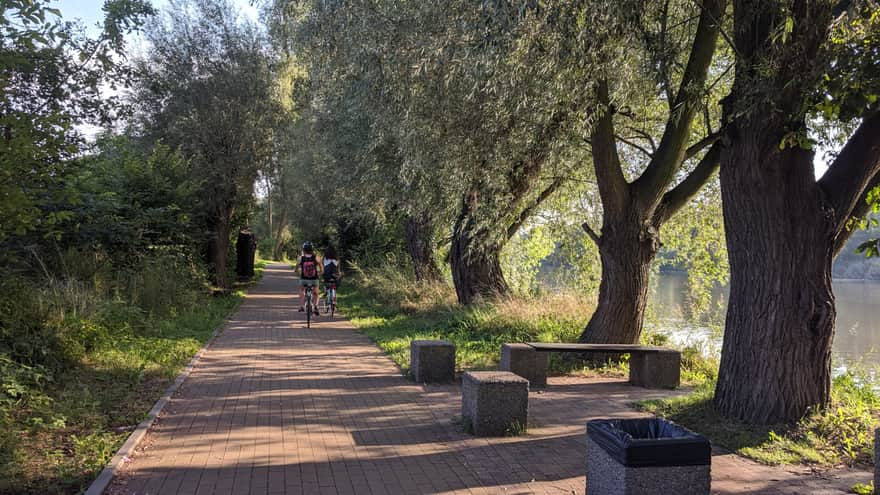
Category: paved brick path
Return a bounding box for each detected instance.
[109,264,871,494]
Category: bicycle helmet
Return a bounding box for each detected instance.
[302,241,314,253]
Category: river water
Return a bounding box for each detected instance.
[651,273,880,371]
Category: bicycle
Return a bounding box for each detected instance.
[321,281,337,317]
[303,282,317,328]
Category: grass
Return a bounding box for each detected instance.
[637,372,880,469]
[0,258,266,494]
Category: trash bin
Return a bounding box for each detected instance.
[586,418,711,495]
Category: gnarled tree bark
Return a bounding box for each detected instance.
[713,0,880,424]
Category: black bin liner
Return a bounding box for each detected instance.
[587,418,710,467]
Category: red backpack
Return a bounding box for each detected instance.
[301,255,318,279]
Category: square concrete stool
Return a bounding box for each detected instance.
[586,418,711,495]
[461,371,528,437]
[500,343,548,387]
[410,340,455,383]
[629,350,681,389]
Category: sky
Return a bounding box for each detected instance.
[54,0,261,139]
[51,0,260,37]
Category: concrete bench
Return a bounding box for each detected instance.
[500,343,680,389]
[461,371,529,436]
[410,340,455,383]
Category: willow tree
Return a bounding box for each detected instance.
[567,0,729,347]
[133,0,280,288]
[272,0,453,279]
[396,2,584,304]
[714,0,880,424]
[284,0,576,300]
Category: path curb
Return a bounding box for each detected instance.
[84,319,228,495]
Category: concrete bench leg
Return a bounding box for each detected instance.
[629,350,681,389]
[410,340,455,383]
[500,343,548,387]
[461,371,529,436]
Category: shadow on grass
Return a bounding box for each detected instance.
[636,388,780,455]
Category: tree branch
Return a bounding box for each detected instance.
[631,0,726,211]
[832,167,880,257]
[497,108,570,222]
[818,111,880,237]
[684,132,720,161]
[625,126,658,153]
[617,135,654,159]
[591,79,630,216]
[652,140,722,225]
[582,221,601,246]
[506,176,566,240]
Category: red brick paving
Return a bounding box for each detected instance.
[108,264,872,494]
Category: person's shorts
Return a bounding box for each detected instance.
[322,277,339,288]
[299,279,319,288]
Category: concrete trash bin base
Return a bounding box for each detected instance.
[586,418,711,495]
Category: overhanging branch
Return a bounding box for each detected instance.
[818,111,880,237]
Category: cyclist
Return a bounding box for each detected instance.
[322,245,342,311]
[297,241,321,314]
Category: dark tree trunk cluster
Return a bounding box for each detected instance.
[450,189,508,304]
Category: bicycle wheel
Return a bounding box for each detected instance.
[305,290,312,328]
[330,288,336,318]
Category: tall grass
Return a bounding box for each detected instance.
[342,260,595,374]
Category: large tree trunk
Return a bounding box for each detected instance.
[404,216,441,282]
[449,231,507,305]
[207,208,234,289]
[450,190,509,304]
[714,121,836,424]
[579,217,659,346]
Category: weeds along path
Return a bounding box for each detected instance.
[107,263,869,495]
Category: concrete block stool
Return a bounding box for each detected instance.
[461,371,528,437]
[500,343,547,387]
[586,418,711,495]
[410,340,455,383]
[629,350,681,389]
